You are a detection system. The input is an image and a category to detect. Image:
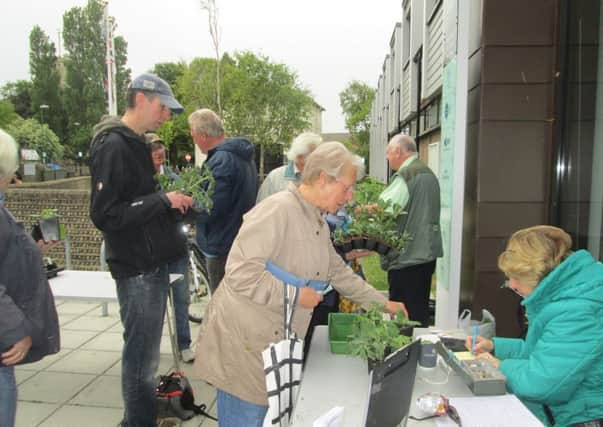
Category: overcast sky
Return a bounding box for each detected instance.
[0,0,402,132]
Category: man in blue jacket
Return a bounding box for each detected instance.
[188,108,258,293]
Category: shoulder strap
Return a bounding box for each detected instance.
[192,403,218,421]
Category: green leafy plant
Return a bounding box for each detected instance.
[158,166,215,213]
[353,176,386,205]
[349,304,420,363]
[40,208,58,219]
[330,199,411,253]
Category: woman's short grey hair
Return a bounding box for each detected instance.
[286,132,322,162]
[389,134,417,153]
[0,128,19,181]
[352,155,366,181]
[301,141,353,184]
[188,108,224,137]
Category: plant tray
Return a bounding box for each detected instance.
[328,312,357,355]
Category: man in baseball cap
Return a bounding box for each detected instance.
[88,72,191,425]
[129,73,184,114]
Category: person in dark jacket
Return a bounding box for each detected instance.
[188,108,258,293]
[379,134,443,326]
[0,128,60,427]
[89,73,193,426]
[148,134,195,363]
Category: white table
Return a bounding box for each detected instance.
[49,270,117,316]
[291,326,473,427]
[49,270,184,367]
[49,270,182,316]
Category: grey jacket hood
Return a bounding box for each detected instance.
[91,115,143,147]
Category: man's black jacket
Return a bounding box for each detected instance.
[89,116,186,279]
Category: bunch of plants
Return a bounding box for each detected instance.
[353,177,386,205]
[34,208,65,242]
[331,199,410,255]
[349,304,421,368]
[157,166,215,223]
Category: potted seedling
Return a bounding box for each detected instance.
[158,166,215,224]
[349,304,420,372]
[37,208,65,242]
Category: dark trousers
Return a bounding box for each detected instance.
[388,260,436,327]
[116,266,169,426]
[206,256,227,295]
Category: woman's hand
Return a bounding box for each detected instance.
[1,336,32,366]
[385,300,409,319]
[344,250,373,261]
[465,335,494,354]
[476,352,501,368]
[298,287,323,309]
[36,239,61,255]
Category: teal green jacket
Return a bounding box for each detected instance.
[493,250,603,426]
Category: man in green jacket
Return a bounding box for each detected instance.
[379,134,442,326]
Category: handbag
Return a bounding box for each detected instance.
[156,371,217,421]
[262,286,304,427]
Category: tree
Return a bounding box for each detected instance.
[222,52,313,176]
[7,118,64,161]
[29,25,64,140]
[152,53,313,173]
[339,81,376,167]
[153,61,192,162]
[0,100,19,128]
[62,0,128,156]
[199,0,222,115]
[1,80,33,118]
[114,36,131,114]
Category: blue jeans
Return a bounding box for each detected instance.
[0,365,16,427]
[167,256,191,351]
[217,389,268,427]
[116,266,169,427]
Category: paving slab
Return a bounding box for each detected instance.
[105,353,174,377]
[46,349,121,374]
[69,375,124,408]
[14,369,37,385]
[55,301,100,315]
[15,349,72,372]
[58,314,79,326]
[18,371,96,404]
[62,315,121,332]
[38,404,123,427]
[81,332,125,352]
[15,401,58,427]
[61,329,99,349]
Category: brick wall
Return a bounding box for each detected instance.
[4,187,103,270]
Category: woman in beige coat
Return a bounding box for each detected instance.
[194,141,407,426]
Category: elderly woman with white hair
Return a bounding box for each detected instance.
[256,131,322,202]
[195,141,407,426]
[0,129,60,426]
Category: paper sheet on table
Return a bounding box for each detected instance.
[435,395,544,427]
[453,351,475,360]
[313,406,344,427]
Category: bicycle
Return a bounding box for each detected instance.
[185,228,211,324]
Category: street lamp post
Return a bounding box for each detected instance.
[78,151,83,176]
[39,104,49,125]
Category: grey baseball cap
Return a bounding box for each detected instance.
[129,73,184,114]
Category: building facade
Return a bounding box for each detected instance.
[370,0,602,336]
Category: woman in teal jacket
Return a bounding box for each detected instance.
[469,226,603,426]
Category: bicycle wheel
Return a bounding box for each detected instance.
[188,244,210,324]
